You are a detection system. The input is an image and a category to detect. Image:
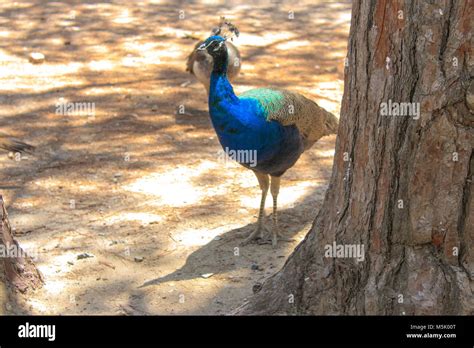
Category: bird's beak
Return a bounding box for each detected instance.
[197,42,210,51]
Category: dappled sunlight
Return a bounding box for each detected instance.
[0,0,350,315]
[0,96,58,117]
[238,31,295,46]
[336,9,353,22]
[36,252,81,278]
[9,213,49,230]
[104,212,164,226]
[112,8,136,24]
[123,160,229,207]
[26,299,49,313]
[240,180,321,209]
[121,39,165,64]
[43,280,67,296]
[88,60,116,72]
[275,39,312,50]
[307,80,345,115]
[316,149,336,158]
[173,224,242,247]
[0,50,84,91]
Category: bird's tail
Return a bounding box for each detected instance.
[324,111,339,136]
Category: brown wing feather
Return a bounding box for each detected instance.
[261,89,339,149]
[242,88,339,149]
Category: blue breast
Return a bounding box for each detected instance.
[208,73,304,176]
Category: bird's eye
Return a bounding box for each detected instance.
[197,42,210,51]
[212,41,225,51]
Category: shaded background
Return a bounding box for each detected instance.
[0,0,350,314]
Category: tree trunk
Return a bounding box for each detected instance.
[0,196,43,294]
[236,0,473,315]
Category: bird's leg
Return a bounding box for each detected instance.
[241,172,269,245]
[270,176,293,247]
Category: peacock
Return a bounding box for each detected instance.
[198,35,339,247]
[186,18,241,93]
[0,132,35,154]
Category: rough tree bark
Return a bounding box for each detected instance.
[0,196,43,294]
[236,0,473,315]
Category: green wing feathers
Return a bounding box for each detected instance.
[240,88,339,149]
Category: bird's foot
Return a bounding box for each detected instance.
[240,225,293,247]
[270,229,294,248]
[240,225,269,246]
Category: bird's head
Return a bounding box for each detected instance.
[197,35,227,57]
[197,36,228,73]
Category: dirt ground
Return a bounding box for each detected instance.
[0,0,350,314]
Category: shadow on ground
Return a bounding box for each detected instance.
[0,0,350,315]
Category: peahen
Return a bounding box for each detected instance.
[186,18,241,93]
[0,132,35,154]
[198,36,339,247]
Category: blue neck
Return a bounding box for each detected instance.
[209,72,239,106]
[208,47,238,106]
[208,72,242,147]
